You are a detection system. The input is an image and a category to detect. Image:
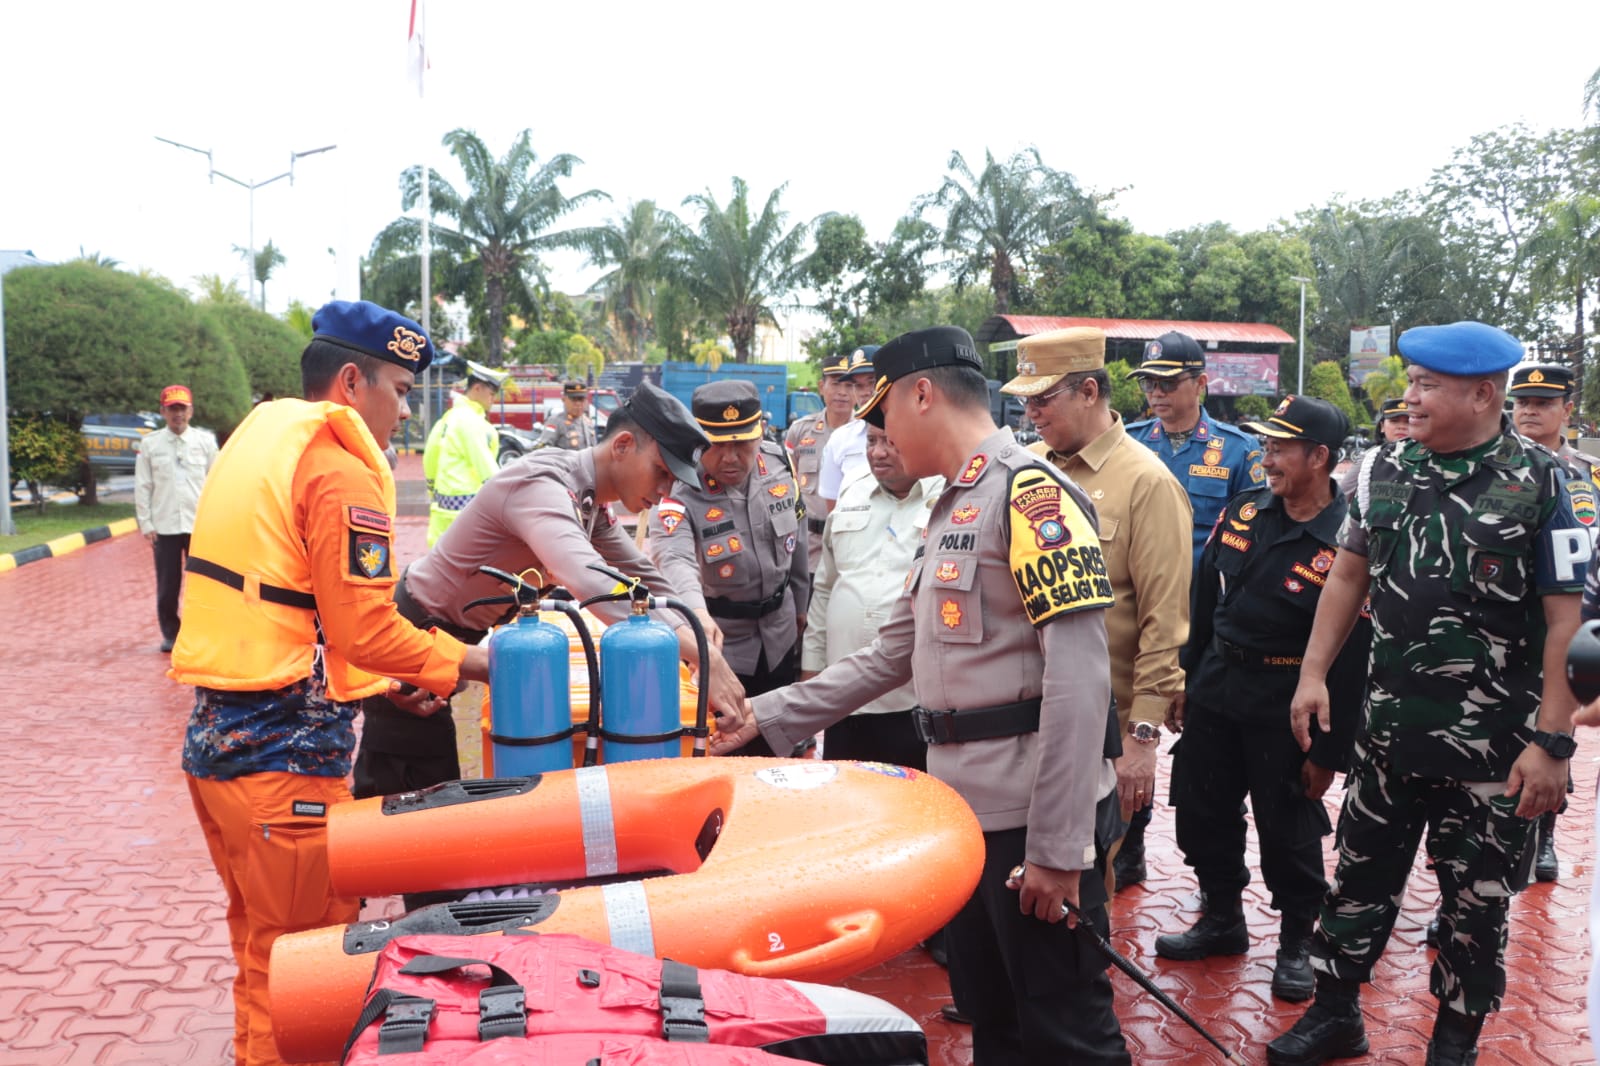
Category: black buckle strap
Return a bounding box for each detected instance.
[659,959,709,1043]
[477,984,527,1042]
[807,516,826,534]
[1214,637,1304,671]
[186,555,317,610]
[913,698,1043,746]
[489,725,579,747]
[705,573,791,620]
[376,995,435,1055]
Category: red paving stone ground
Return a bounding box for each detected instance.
[2,466,1595,1064]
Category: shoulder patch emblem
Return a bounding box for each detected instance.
[784,533,797,554]
[940,600,963,629]
[959,455,987,484]
[952,505,980,524]
[1238,502,1258,522]
[1312,547,1336,572]
[1011,482,1071,549]
[346,505,392,534]
[1567,480,1597,526]
[660,512,682,534]
[1008,473,1112,626]
[349,532,392,580]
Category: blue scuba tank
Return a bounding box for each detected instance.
[598,599,682,762]
[489,607,574,774]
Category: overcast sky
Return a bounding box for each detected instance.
[5,0,1597,327]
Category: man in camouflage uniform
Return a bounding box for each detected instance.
[1271,322,1587,1066]
[1507,362,1597,884]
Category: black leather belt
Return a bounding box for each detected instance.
[913,698,1042,746]
[395,570,492,644]
[705,574,791,620]
[186,556,317,610]
[807,517,826,534]
[1214,637,1303,671]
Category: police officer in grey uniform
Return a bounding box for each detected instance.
[715,326,1129,1064]
[650,380,810,754]
[787,351,859,568]
[355,382,745,816]
[539,380,598,450]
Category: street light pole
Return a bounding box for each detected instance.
[1291,276,1312,395]
[157,138,336,310]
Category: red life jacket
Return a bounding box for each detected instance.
[334,933,925,1066]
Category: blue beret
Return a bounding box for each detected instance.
[311,300,433,374]
[1397,321,1523,377]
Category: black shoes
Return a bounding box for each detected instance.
[1154,898,1249,961]
[1424,1007,1484,1065]
[1535,811,1559,882]
[1272,919,1316,1002]
[1266,976,1368,1066]
[939,1004,972,1025]
[1113,831,1147,891]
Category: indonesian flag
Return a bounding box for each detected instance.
[407,0,427,98]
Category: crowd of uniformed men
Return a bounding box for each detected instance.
[164,297,1598,1066]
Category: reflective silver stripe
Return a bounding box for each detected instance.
[574,766,618,877]
[602,882,654,957]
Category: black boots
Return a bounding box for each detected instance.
[1154,892,1248,960]
[1272,915,1315,1002]
[1535,810,1559,882]
[1266,974,1368,1066]
[1113,826,1146,890]
[1425,1006,1484,1065]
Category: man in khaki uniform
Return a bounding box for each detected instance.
[356,382,745,809]
[651,380,810,754]
[540,380,598,450]
[715,326,1130,1064]
[787,351,859,567]
[1002,327,1191,888]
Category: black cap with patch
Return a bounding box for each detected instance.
[1240,395,1350,450]
[1509,364,1573,399]
[1129,331,1206,378]
[620,381,710,485]
[855,326,984,428]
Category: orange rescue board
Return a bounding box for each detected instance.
[270,758,983,1062]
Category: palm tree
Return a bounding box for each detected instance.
[580,200,679,359]
[673,178,809,363]
[232,240,286,311]
[192,272,249,306]
[921,147,1086,315]
[1527,193,1600,398]
[369,128,609,362]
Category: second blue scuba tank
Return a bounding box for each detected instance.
[488,608,574,774]
[598,598,682,763]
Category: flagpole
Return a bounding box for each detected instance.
[410,0,433,438]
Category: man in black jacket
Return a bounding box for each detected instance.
[1156,396,1370,1003]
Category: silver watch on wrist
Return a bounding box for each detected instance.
[1127,721,1160,745]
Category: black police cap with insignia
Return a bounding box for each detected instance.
[620,381,710,485]
[855,326,983,428]
[1129,331,1206,378]
[311,299,433,374]
[1509,363,1573,399]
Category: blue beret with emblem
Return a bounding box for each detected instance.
[1397,321,1523,377]
[311,299,433,374]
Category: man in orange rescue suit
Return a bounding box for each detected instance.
[715,326,1130,1064]
[171,299,490,1066]
[651,379,810,755]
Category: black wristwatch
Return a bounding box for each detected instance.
[1532,730,1578,760]
[1127,721,1161,746]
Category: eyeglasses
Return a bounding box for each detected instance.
[1022,380,1080,411]
[1137,374,1198,395]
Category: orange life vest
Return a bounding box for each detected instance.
[169,399,396,701]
